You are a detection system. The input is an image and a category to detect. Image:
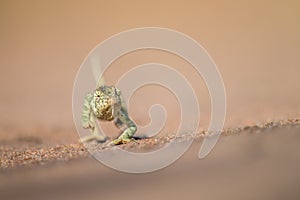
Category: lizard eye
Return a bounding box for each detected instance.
[107,91,112,95]
[95,90,101,97]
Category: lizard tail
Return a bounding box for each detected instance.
[91,56,106,87]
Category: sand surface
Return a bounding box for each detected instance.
[1,122,300,200]
[1,1,300,200]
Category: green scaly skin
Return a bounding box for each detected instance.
[80,85,137,145]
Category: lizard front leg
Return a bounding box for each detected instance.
[80,93,107,143]
[111,108,137,145]
[81,93,94,129]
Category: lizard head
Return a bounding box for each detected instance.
[92,85,120,121]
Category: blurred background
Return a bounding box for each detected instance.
[1,0,300,142]
[0,1,300,199]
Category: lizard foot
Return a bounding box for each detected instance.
[109,137,133,145]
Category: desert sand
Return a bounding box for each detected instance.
[1,1,300,200]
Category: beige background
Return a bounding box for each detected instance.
[1,1,300,200]
[0,0,300,141]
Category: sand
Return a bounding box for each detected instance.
[1,121,300,200]
[1,118,299,169]
[1,1,300,200]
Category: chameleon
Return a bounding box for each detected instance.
[80,85,137,145]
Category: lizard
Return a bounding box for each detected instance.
[80,84,137,145]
